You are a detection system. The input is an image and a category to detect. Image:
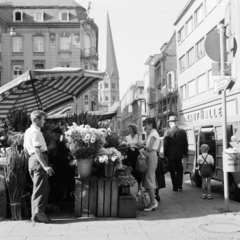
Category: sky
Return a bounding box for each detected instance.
[76,0,189,98]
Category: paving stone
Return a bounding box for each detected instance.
[8,228,49,237]
[0,237,27,240]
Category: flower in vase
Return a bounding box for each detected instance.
[111,155,118,162]
[90,136,96,143]
[103,155,108,162]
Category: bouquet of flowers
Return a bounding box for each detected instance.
[95,147,124,165]
[64,123,107,160]
[115,165,137,187]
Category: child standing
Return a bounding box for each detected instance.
[197,144,215,199]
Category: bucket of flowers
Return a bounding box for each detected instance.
[96,147,124,178]
[115,165,137,196]
[64,123,107,178]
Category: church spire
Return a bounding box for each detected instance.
[106,12,119,79]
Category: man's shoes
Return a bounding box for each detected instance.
[178,187,183,191]
[173,189,178,192]
[32,213,50,223]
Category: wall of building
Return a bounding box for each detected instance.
[175,0,240,124]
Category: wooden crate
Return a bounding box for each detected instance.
[118,195,137,218]
[97,178,118,218]
[75,177,98,217]
[75,177,118,218]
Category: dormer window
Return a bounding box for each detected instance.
[59,10,69,22]
[13,10,23,22]
[34,11,44,22]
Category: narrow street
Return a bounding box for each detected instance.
[1,175,240,240]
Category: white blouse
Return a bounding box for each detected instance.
[146,129,160,151]
[125,134,141,147]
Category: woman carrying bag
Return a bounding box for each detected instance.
[141,117,160,211]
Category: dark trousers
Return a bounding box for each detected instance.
[28,153,49,217]
[169,159,183,190]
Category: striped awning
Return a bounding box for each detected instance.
[0,67,104,118]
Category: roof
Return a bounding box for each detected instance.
[106,13,119,79]
[0,0,83,8]
[174,0,195,26]
[145,54,162,65]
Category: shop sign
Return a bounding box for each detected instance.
[184,105,222,123]
[223,152,240,172]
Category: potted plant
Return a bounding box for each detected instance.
[95,147,123,178]
[64,123,106,178]
[115,165,137,196]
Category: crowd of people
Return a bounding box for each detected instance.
[24,110,215,223]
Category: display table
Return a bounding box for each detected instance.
[75,177,118,218]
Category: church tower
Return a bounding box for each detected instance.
[99,13,119,109]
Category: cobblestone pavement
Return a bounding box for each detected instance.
[1,175,240,240]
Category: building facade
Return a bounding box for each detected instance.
[174,0,240,126]
[144,54,162,117]
[99,13,120,109]
[121,81,147,136]
[0,0,99,112]
[153,33,178,136]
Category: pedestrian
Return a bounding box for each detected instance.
[24,110,54,223]
[123,123,143,195]
[141,117,159,211]
[164,116,188,192]
[197,144,214,199]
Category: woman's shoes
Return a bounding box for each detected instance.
[155,196,161,202]
[144,201,158,212]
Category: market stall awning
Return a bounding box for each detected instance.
[0,68,104,118]
[47,109,118,121]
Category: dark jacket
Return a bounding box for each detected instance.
[164,126,188,160]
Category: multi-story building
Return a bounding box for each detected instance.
[174,0,240,126]
[153,33,178,136]
[99,13,120,109]
[120,81,147,136]
[0,0,99,112]
[144,54,162,117]
[132,81,147,133]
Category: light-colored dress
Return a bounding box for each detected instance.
[143,129,160,189]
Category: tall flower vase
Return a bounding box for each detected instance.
[104,162,116,178]
[10,203,22,220]
[77,159,94,178]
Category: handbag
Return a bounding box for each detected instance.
[156,152,169,174]
[135,154,148,173]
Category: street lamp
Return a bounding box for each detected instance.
[10,27,16,36]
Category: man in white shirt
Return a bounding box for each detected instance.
[24,110,54,223]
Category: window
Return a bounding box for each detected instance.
[13,37,23,52]
[195,4,204,26]
[178,27,185,43]
[196,38,205,60]
[34,36,44,52]
[105,96,108,101]
[205,0,217,15]
[13,65,23,80]
[208,70,217,90]
[60,37,70,51]
[197,74,207,94]
[35,11,43,22]
[179,55,186,72]
[100,83,102,89]
[187,47,194,67]
[156,66,161,77]
[140,88,143,94]
[118,121,120,129]
[85,95,88,105]
[112,83,115,89]
[181,85,187,100]
[14,11,23,21]
[113,96,116,101]
[188,80,196,98]
[105,82,108,88]
[84,34,91,56]
[60,11,69,21]
[34,63,44,69]
[186,16,193,36]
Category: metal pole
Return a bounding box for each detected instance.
[220,24,229,211]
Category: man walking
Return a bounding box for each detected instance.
[164,116,188,192]
[24,110,54,223]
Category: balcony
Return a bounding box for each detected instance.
[160,86,178,98]
[81,48,97,58]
